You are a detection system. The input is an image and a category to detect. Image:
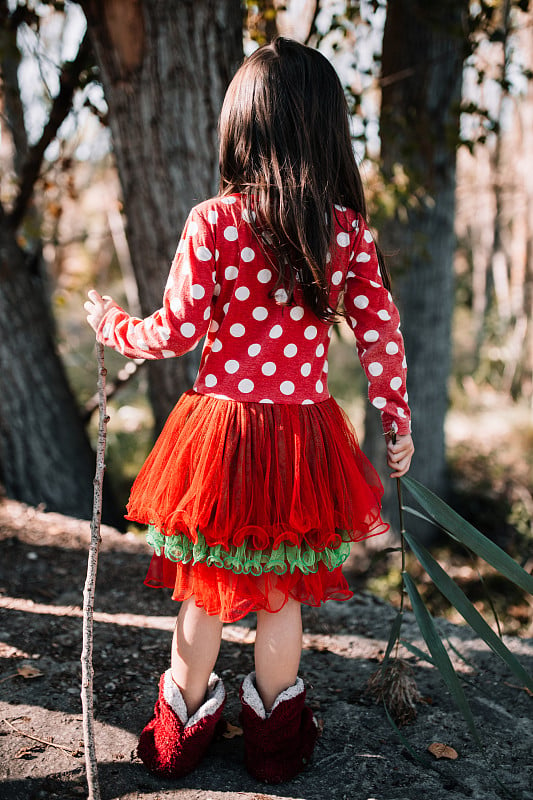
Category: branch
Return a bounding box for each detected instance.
[8,29,92,231]
[81,358,145,425]
[81,341,107,800]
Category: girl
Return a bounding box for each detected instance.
[86,37,414,784]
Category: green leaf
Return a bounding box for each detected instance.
[380,610,404,671]
[404,531,533,694]
[400,476,533,595]
[403,572,483,747]
[400,639,435,666]
[382,702,434,768]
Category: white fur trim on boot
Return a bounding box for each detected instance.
[162,670,225,728]
[240,671,305,720]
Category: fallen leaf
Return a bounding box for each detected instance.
[428,742,459,760]
[222,722,243,739]
[17,665,44,679]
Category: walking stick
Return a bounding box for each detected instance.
[81,341,109,800]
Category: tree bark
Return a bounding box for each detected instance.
[80,0,243,432]
[365,1,468,534]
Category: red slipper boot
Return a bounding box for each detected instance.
[137,670,225,777]
[239,672,319,784]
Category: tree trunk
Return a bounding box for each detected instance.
[80,0,243,433]
[0,227,121,525]
[365,1,467,534]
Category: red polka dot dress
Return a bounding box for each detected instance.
[97,194,411,621]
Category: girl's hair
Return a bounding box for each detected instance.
[218,36,391,322]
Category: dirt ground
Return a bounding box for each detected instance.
[0,498,532,800]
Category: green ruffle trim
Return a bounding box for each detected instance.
[146,525,351,576]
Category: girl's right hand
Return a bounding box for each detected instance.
[387,433,414,478]
[84,290,115,333]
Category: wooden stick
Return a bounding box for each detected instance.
[2,718,80,757]
[81,341,109,800]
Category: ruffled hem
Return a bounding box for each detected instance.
[144,556,354,622]
[126,391,389,550]
[146,525,352,576]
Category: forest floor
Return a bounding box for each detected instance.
[0,497,532,800]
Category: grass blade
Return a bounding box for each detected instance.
[404,531,533,693]
[400,639,435,666]
[401,476,533,595]
[380,610,404,671]
[402,572,482,747]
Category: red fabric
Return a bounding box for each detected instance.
[137,673,224,778]
[127,390,389,622]
[239,680,318,783]
[97,194,410,435]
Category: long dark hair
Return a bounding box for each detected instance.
[219,37,390,321]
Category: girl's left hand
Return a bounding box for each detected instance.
[85,290,114,333]
[387,433,414,478]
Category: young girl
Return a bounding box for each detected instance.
[86,37,414,785]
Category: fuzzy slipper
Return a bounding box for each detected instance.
[137,670,225,777]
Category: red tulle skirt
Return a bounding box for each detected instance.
[126,390,388,622]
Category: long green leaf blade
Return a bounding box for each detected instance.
[381,610,404,671]
[403,572,482,747]
[401,476,533,595]
[404,531,533,693]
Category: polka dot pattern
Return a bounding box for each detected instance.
[99,196,409,432]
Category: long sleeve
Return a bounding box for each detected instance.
[96,207,215,360]
[344,216,411,436]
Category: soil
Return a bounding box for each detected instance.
[0,498,532,800]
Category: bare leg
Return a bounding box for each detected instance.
[255,596,302,712]
[171,596,223,717]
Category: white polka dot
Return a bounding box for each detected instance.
[170,297,182,314]
[262,362,276,376]
[337,232,350,247]
[269,325,283,339]
[203,306,211,320]
[280,381,295,395]
[370,280,381,288]
[316,344,325,357]
[211,338,222,352]
[284,343,297,357]
[162,349,176,357]
[257,268,272,283]
[221,195,237,204]
[332,270,343,285]
[225,360,239,373]
[274,288,288,304]
[352,219,359,230]
[187,221,199,236]
[242,208,256,223]
[398,408,406,417]
[260,398,274,404]
[323,360,329,373]
[177,239,186,254]
[302,399,314,405]
[196,246,212,261]
[248,343,261,357]
[252,306,268,321]
[372,397,387,409]
[349,252,355,261]
[230,323,245,337]
[214,284,221,296]
[364,229,373,243]
[290,306,305,321]
[349,316,357,327]
[390,377,402,391]
[328,326,333,337]
[335,204,347,211]
[102,323,112,338]
[304,326,318,340]
[378,309,391,320]
[241,247,255,262]
[180,323,196,338]
[386,342,399,355]
[235,286,250,301]
[239,379,254,393]
[326,251,332,263]
[209,319,219,333]
[402,356,407,368]
[225,266,238,280]
[215,249,220,261]
[354,295,369,309]
[301,363,311,377]
[347,271,355,279]
[207,209,218,224]
[191,284,205,299]
[356,252,371,262]
[364,330,379,342]
[224,226,238,241]
[316,380,324,393]
[368,362,383,376]
[159,327,170,340]
[204,374,217,387]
